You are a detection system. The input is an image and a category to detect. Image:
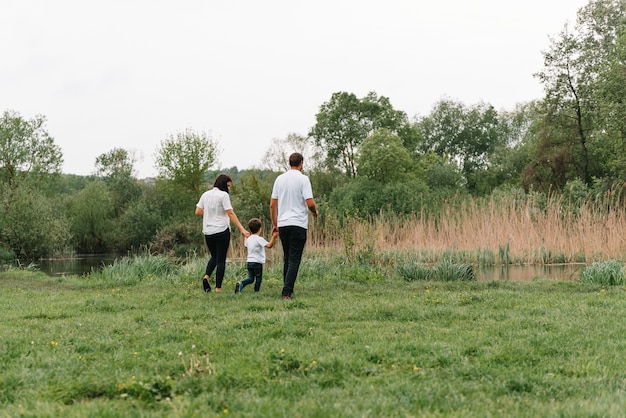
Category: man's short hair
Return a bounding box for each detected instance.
[289,152,304,168]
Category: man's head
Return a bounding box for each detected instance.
[289,152,304,169]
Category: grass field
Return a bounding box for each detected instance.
[2,256,626,417]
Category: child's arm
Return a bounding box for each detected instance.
[265,231,278,248]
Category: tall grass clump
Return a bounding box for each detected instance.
[580,259,626,286]
[397,260,476,282]
[433,260,476,281]
[90,254,180,285]
[397,261,432,281]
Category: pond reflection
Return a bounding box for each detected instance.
[35,255,117,276]
[478,264,584,281]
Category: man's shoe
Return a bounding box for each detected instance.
[202,278,211,293]
[282,295,292,300]
[235,282,241,294]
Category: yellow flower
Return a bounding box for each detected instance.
[413,366,419,372]
[50,340,58,347]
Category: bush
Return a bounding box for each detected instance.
[397,260,476,282]
[397,261,432,281]
[580,260,626,286]
[433,260,476,282]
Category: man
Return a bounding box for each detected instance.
[270,152,318,299]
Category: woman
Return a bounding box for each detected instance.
[195,174,249,292]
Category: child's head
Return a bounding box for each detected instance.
[248,218,262,234]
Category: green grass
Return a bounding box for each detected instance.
[2,259,626,417]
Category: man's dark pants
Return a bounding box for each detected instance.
[278,226,307,297]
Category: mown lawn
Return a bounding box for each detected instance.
[1,262,626,417]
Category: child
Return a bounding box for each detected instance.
[235,218,278,293]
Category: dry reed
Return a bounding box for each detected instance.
[303,195,626,265]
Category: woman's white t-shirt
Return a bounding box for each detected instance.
[196,187,232,235]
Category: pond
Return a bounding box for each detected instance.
[34,255,118,276]
[31,255,585,281]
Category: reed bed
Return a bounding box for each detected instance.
[303,194,626,265]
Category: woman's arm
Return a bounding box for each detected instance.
[226,209,250,237]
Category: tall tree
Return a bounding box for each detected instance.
[357,129,412,183]
[154,128,219,198]
[261,133,316,172]
[533,0,626,188]
[95,148,141,216]
[417,99,503,193]
[309,92,415,177]
[0,110,63,189]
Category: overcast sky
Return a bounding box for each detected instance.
[2,0,588,178]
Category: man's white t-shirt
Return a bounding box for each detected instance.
[271,169,314,229]
[245,234,269,263]
[196,187,232,235]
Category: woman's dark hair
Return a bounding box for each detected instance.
[213,174,232,193]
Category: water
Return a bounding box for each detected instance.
[32,255,586,281]
[478,264,584,281]
[34,255,118,276]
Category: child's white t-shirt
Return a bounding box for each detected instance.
[246,234,269,263]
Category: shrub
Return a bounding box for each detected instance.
[580,260,626,286]
[433,260,476,282]
[397,261,432,281]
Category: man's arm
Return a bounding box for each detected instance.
[306,198,318,217]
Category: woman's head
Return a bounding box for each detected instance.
[213,174,233,193]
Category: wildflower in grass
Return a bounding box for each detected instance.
[50,340,58,347]
[413,366,419,372]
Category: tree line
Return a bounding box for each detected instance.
[1,0,624,261]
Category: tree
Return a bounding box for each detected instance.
[95,148,142,217]
[261,133,316,172]
[532,0,626,188]
[0,110,63,189]
[67,180,115,253]
[309,92,415,177]
[154,128,219,198]
[0,184,71,259]
[417,99,503,193]
[357,129,412,183]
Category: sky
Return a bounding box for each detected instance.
[1,0,589,178]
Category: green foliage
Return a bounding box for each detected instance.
[416,99,504,193]
[310,91,414,176]
[580,259,626,286]
[357,128,412,183]
[531,0,626,189]
[154,128,219,197]
[66,180,115,253]
[0,109,63,188]
[329,178,430,217]
[398,260,476,282]
[0,184,71,259]
[397,261,432,281]
[90,254,180,285]
[230,171,275,230]
[151,217,204,257]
